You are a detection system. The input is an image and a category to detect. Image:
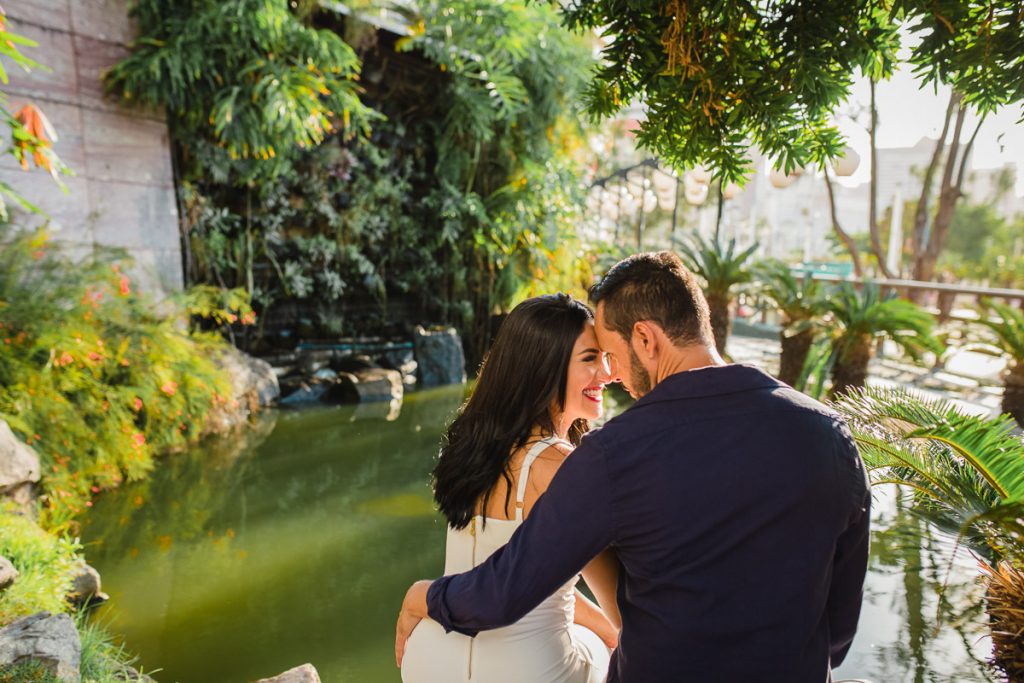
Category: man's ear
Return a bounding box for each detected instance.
[631,321,659,359]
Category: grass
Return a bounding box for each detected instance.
[0,507,78,625]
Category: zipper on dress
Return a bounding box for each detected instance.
[468,517,477,679]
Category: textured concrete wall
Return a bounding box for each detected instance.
[2,0,182,292]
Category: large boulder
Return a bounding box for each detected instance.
[413,326,467,387]
[0,556,17,592]
[0,612,81,682]
[204,346,280,434]
[338,368,403,404]
[0,419,40,507]
[219,346,280,410]
[254,663,321,683]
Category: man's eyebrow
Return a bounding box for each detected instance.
[577,347,601,355]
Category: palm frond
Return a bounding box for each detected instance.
[675,233,758,296]
[978,298,1024,362]
[833,386,1024,562]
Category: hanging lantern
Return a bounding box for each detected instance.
[643,190,658,213]
[688,165,712,185]
[832,147,860,177]
[722,182,741,200]
[768,167,796,189]
[684,183,709,206]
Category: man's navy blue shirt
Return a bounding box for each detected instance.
[427,364,870,682]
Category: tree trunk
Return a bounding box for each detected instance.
[912,96,984,285]
[823,168,863,277]
[1001,361,1024,428]
[981,561,1024,682]
[830,334,872,398]
[909,92,958,302]
[706,291,731,356]
[778,327,814,387]
[868,78,894,279]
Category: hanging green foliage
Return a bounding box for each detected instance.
[105,0,377,177]
[561,0,1022,183]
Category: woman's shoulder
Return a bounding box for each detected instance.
[524,440,572,492]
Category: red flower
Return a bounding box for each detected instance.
[241,311,257,325]
[131,433,145,448]
[160,380,178,397]
[118,275,131,296]
[133,397,143,411]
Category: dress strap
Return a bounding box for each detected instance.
[514,436,568,522]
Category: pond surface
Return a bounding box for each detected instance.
[81,386,997,683]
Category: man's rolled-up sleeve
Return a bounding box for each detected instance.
[427,437,615,636]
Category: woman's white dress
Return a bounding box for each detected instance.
[401,436,610,683]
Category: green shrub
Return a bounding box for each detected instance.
[0,227,239,529]
[0,508,78,624]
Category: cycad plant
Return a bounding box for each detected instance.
[833,387,1024,679]
[757,261,826,387]
[676,234,758,355]
[976,299,1024,428]
[825,284,942,397]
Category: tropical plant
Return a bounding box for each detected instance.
[824,284,942,397]
[675,234,758,355]
[756,261,827,387]
[973,298,1024,428]
[833,387,1024,678]
[105,0,375,180]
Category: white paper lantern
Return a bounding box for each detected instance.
[684,183,709,206]
[832,147,860,177]
[722,182,741,200]
[688,166,712,185]
[768,167,796,189]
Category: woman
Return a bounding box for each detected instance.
[401,293,620,683]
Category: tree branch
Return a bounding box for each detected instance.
[913,91,956,258]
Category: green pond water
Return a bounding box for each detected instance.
[81,385,997,683]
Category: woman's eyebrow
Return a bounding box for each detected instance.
[577,347,601,355]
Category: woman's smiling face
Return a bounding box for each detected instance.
[559,321,612,427]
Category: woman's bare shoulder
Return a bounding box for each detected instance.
[527,441,573,493]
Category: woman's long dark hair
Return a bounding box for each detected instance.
[433,294,593,529]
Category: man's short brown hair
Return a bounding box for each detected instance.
[588,251,712,346]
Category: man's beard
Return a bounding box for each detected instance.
[628,347,652,397]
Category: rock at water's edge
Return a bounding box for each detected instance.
[67,562,108,606]
[204,346,280,434]
[413,326,466,387]
[0,419,41,507]
[0,555,17,592]
[254,662,321,683]
[0,612,81,682]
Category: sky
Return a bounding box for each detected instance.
[834,60,1024,194]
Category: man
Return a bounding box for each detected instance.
[397,251,869,682]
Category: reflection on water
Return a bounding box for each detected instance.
[82,386,996,683]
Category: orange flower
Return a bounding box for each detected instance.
[133,397,143,411]
[160,380,178,397]
[118,275,131,296]
[88,351,103,362]
[56,351,74,366]
[13,103,57,172]
[131,433,145,448]
[241,311,257,325]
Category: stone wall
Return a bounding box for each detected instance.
[2,1,182,293]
